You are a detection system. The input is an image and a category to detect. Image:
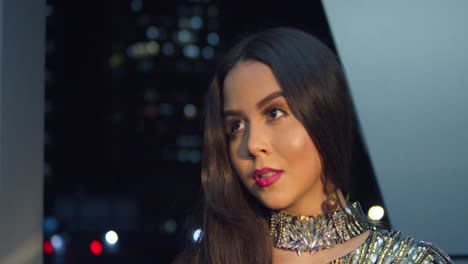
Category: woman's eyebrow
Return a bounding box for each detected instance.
[255,91,284,109]
[223,110,243,118]
[223,91,284,118]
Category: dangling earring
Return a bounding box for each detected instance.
[322,172,339,211]
[325,187,339,211]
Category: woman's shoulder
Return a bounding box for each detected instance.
[355,228,453,264]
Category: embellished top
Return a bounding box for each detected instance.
[270,202,453,263]
[335,229,452,264]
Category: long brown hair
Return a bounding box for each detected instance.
[174,27,354,264]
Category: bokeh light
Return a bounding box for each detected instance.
[105,230,119,245]
[207,32,219,46]
[183,104,197,118]
[183,45,200,59]
[177,29,193,44]
[146,26,159,39]
[43,240,54,255]
[90,240,103,255]
[130,0,142,12]
[162,219,177,234]
[190,16,203,30]
[368,205,385,221]
[192,228,203,243]
[50,234,64,252]
[202,46,214,60]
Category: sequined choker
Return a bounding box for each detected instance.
[270,202,373,256]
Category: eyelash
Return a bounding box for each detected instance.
[225,105,288,138]
[263,106,287,120]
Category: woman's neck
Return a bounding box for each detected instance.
[280,190,347,217]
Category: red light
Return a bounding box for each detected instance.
[89,240,103,255]
[43,240,54,254]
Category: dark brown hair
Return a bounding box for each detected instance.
[174,27,354,264]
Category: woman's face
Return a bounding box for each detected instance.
[223,60,326,215]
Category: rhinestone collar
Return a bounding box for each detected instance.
[270,202,373,256]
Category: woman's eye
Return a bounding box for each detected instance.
[266,108,286,120]
[228,120,245,134]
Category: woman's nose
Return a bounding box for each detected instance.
[245,123,270,157]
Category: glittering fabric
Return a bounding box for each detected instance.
[270,202,453,263]
[332,228,453,264]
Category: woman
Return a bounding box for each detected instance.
[174,27,452,263]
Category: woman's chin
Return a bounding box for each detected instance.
[257,195,291,211]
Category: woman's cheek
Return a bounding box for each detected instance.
[275,122,307,153]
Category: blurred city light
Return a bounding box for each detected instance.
[368,205,385,221]
[127,42,161,59]
[162,219,177,234]
[202,46,214,60]
[177,149,190,162]
[176,135,201,148]
[183,45,200,59]
[192,228,203,243]
[43,240,54,255]
[146,26,159,39]
[50,234,64,253]
[90,240,103,255]
[126,43,141,58]
[43,216,59,234]
[176,29,194,44]
[109,53,124,68]
[190,16,203,30]
[145,41,160,55]
[189,149,201,163]
[183,104,197,118]
[207,32,219,46]
[105,230,119,245]
[130,0,142,12]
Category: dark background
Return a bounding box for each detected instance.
[43,1,385,263]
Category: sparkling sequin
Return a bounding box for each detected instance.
[271,202,371,256]
[270,202,453,263]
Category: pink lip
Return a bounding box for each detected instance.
[252,167,283,188]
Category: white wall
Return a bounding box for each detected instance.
[0,0,45,263]
[323,0,468,256]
